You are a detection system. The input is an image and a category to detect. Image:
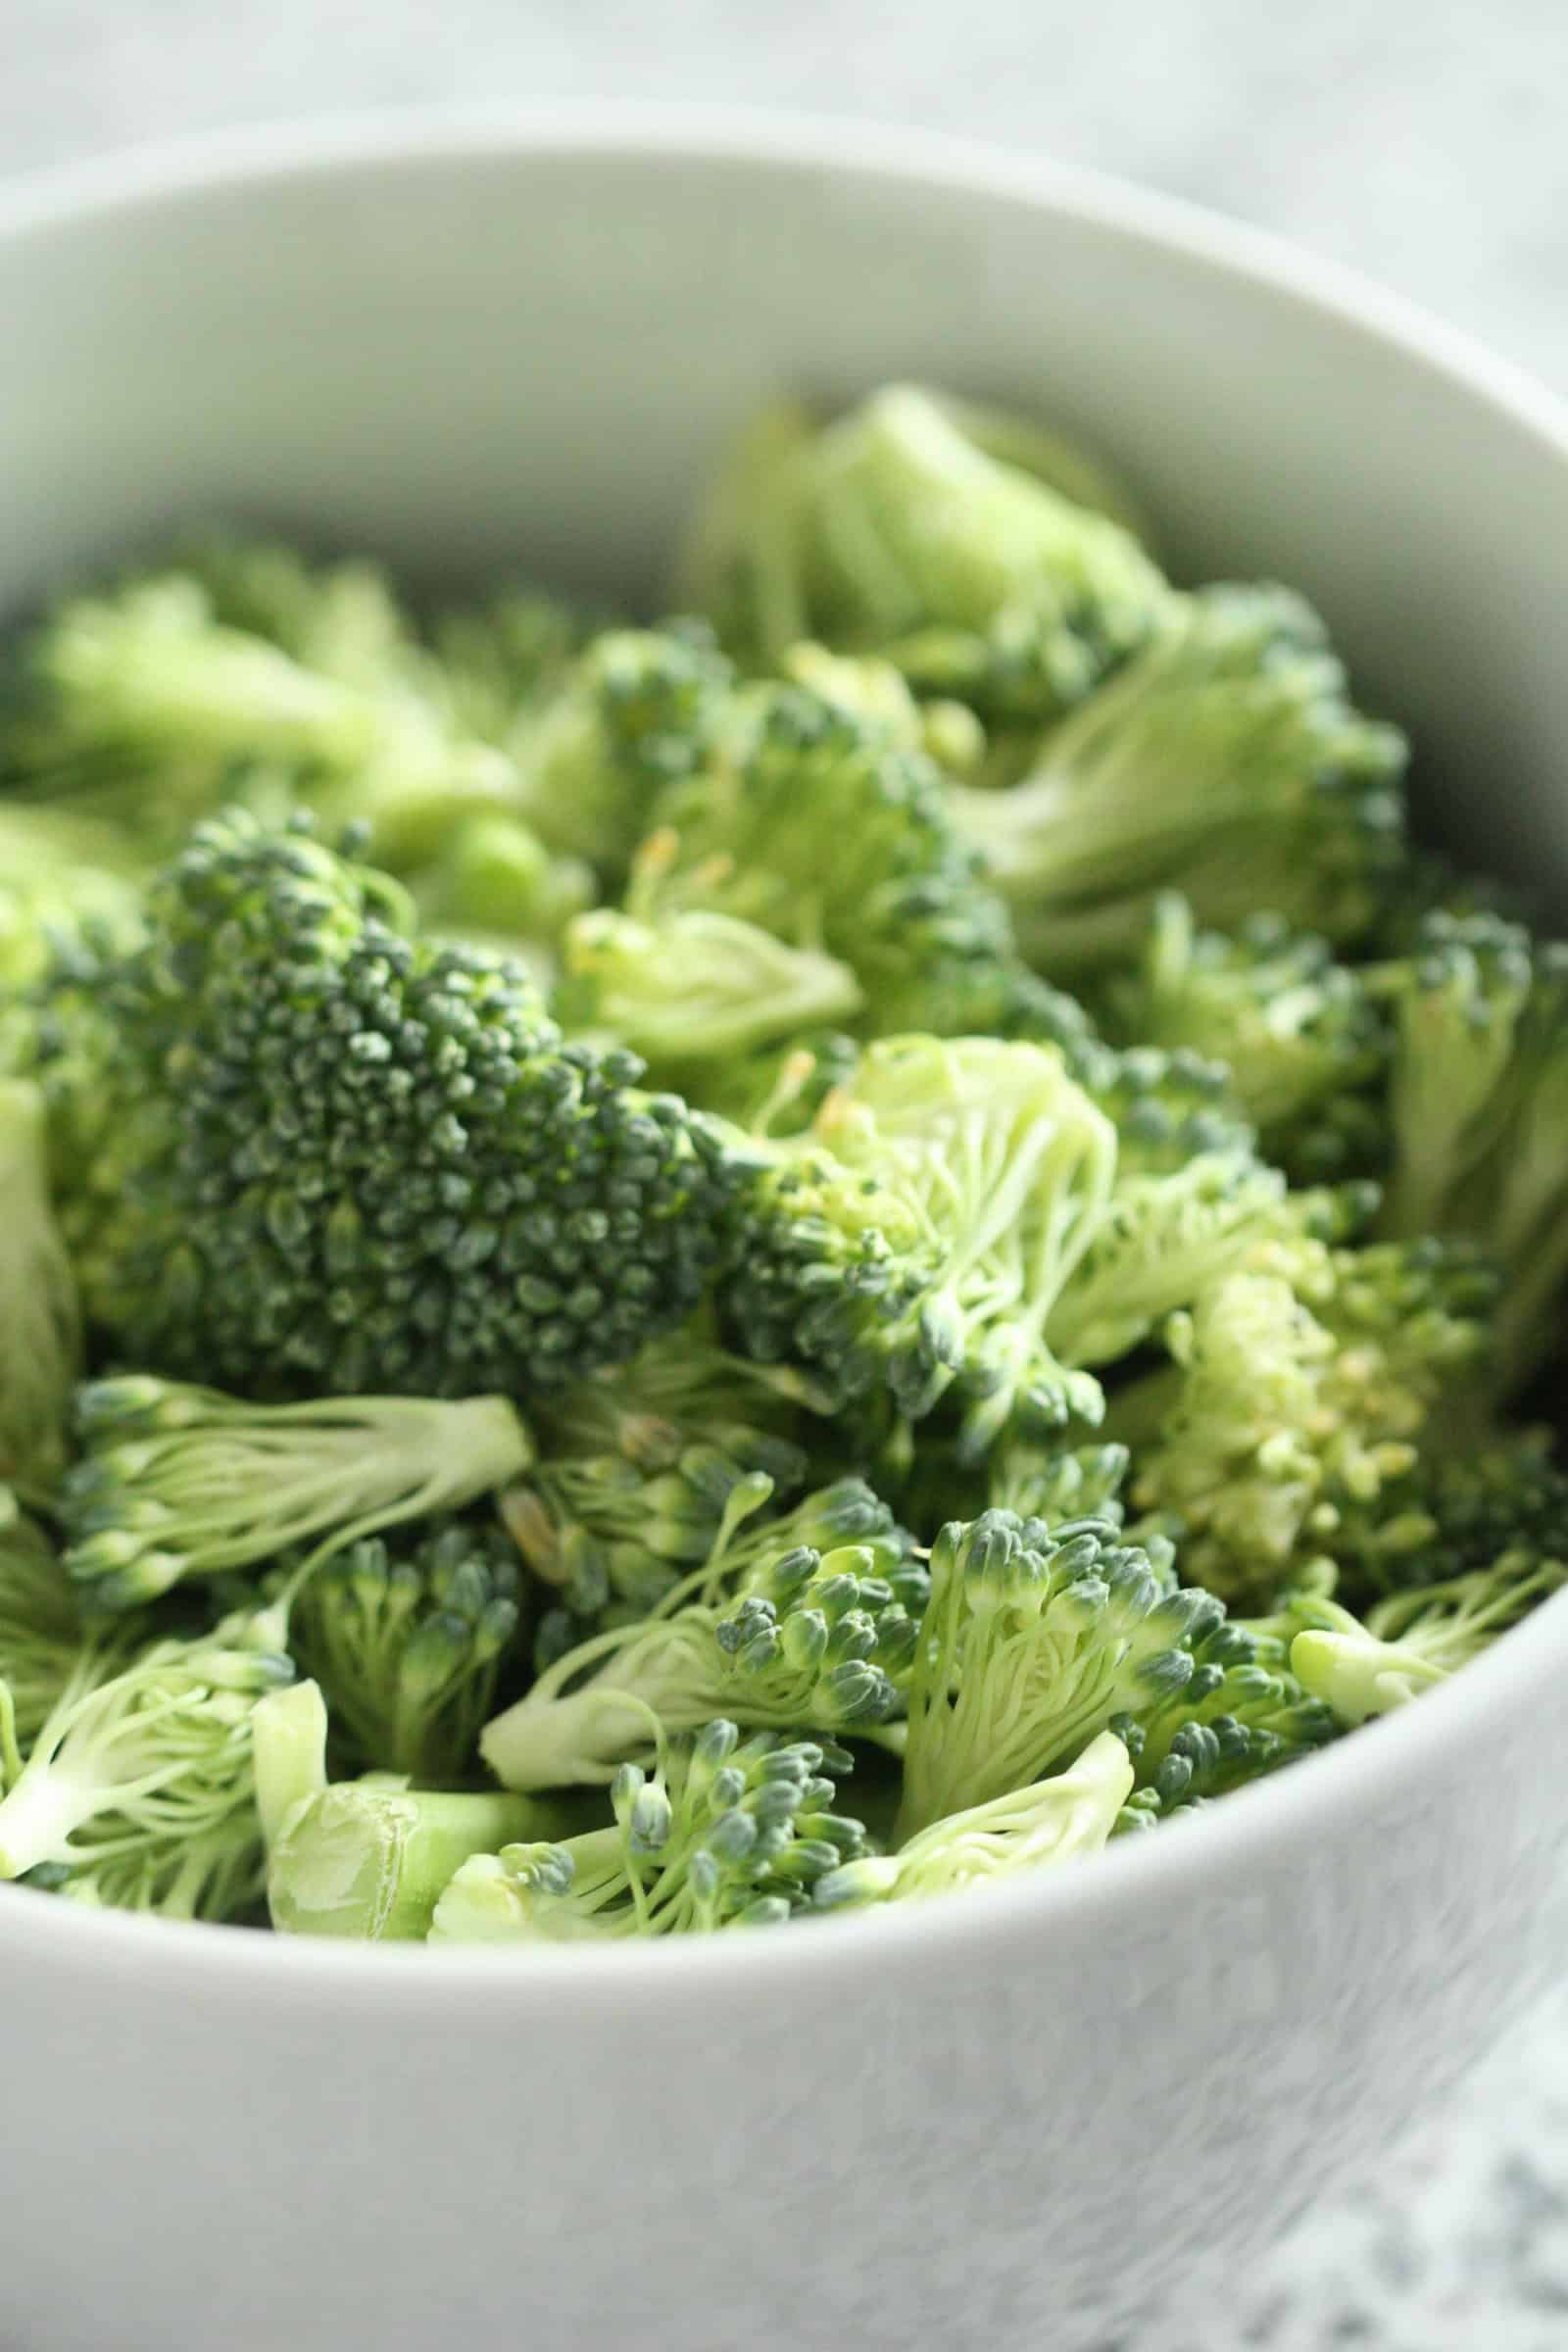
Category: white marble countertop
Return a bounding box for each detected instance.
[4,7,1567,2344]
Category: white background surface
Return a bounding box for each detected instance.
[3,7,1566,2344]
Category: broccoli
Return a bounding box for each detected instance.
[778,641,989,778]
[429,588,605,750]
[1109,1613,1336,1815]
[480,1478,921,1788]
[408,809,596,971]
[949,584,1407,977]
[723,1035,1117,1458]
[0,805,148,992]
[0,569,514,868]
[631,676,1033,1040]
[816,1727,1133,1910]
[675,385,1172,720]
[249,1679,560,1939]
[433,1717,868,1940]
[1116,1240,1494,1606]
[1370,912,1568,1392]
[0,1489,83,1748]
[0,1081,81,1497]
[0,1599,293,1906]
[42,810,739,1400]
[1329,1427,1568,1597]
[1075,1040,1253,1175]
[59,1376,532,1613]
[1289,1547,1568,1725]
[1098,897,1388,1180]
[287,1522,524,1786]
[896,1508,1215,1839]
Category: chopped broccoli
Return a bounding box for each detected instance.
[0,1599,293,1905]
[59,1376,532,1613]
[1098,896,1388,1180]
[896,1508,1213,1839]
[1110,1614,1336,1812]
[433,1718,867,1940]
[723,1035,1117,1456]
[815,1727,1133,1909]
[41,810,739,1399]
[287,1522,524,1785]
[1075,1040,1254,1175]
[950,584,1407,976]
[676,385,1172,720]
[0,1081,81,1497]
[1290,1546,1568,1725]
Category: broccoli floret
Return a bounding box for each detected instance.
[0,1599,293,1906]
[1098,897,1388,1180]
[1371,912,1568,1392]
[985,1440,1131,1524]
[249,1678,559,1938]
[778,641,989,778]
[0,570,514,869]
[433,1717,868,1939]
[950,585,1407,976]
[43,810,738,1399]
[723,1036,1117,1457]
[481,1477,920,1788]
[1117,1241,1495,1605]
[0,1488,83,1749]
[0,1081,80,1497]
[676,385,1171,721]
[1330,1427,1568,1597]
[287,1522,524,1785]
[815,1727,1133,1909]
[1075,1040,1253,1175]
[1110,1614,1336,1815]
[896,1508,1214,1839]
[59,1376,532,1613]
[1289,1547,1568,1726]
[635,678,1031,1039]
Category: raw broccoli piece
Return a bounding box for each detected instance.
[481,1477,921,1788]
[723,1036,1117,1457]
[675,385,1171,720]
[0,1081,80,1497]
[635,677,1031,1039]
[1289,1547,1568,1726]
[530,1314,833,1472]
[950,584,1408,976]
[59,1376,532,1613]
[0,805,148,992]
[1116,1241,1496,1605]
[287,1522,524,1785]
[42,810,739,1399]
[433,1717,868,1940]
[778,641,989,778]
[0,1489,83,1748]
[1075,1040,1253,1176]
[0,570,514,868]
[504,623,734,876]
[1098,897,1388,1180]
[0,1599,293,1907]
[676,1029,867,1137]
[250,1679,559,1938]
[1109,1613,1336,1816]
[896,1508,1215,1839]
[1330,1427,1568,1597]
[1371,912,1568,1391]
[985,1440,1131,1524]
[408,810,596,968]
[815,1727,1133,1909]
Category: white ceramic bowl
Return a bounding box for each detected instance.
[5,109,1568,2352]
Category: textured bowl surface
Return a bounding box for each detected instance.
[4,107,1568,2352]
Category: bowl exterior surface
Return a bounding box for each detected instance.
[4,112,1568,2352]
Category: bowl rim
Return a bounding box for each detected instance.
[4,99,1568,2007]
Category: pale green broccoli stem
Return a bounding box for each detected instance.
[817,1730,1133,1909]
[61,1379,533,1612]
[1291,1554,1567,1727]
[252,1677,331,1850]
[564,895,864,1063]
[429,1831,628,1943]
[0,1609,293,1882]
[0,1081,82,1500]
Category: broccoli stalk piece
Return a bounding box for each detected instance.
[676,385,1171,720]
[1289,1550,1568,1727]
[481,1478,921,1788]
[43,809,739,1399]
[896,1509,1215,1840]
[434,1718,868,1940]
[59,1376,532,1613]
[251,1680,559,1939]
[287,1523,523,1785]
[1116,1242,1494,1606]
[0,1080,81,1497]
[0,1601,294,1902]
[950,585,1407,977]
[0,1488,83,1748]
[724,1036,1117,1457]
[1098,896,1388,1180]
[815,1728,1133,1910]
